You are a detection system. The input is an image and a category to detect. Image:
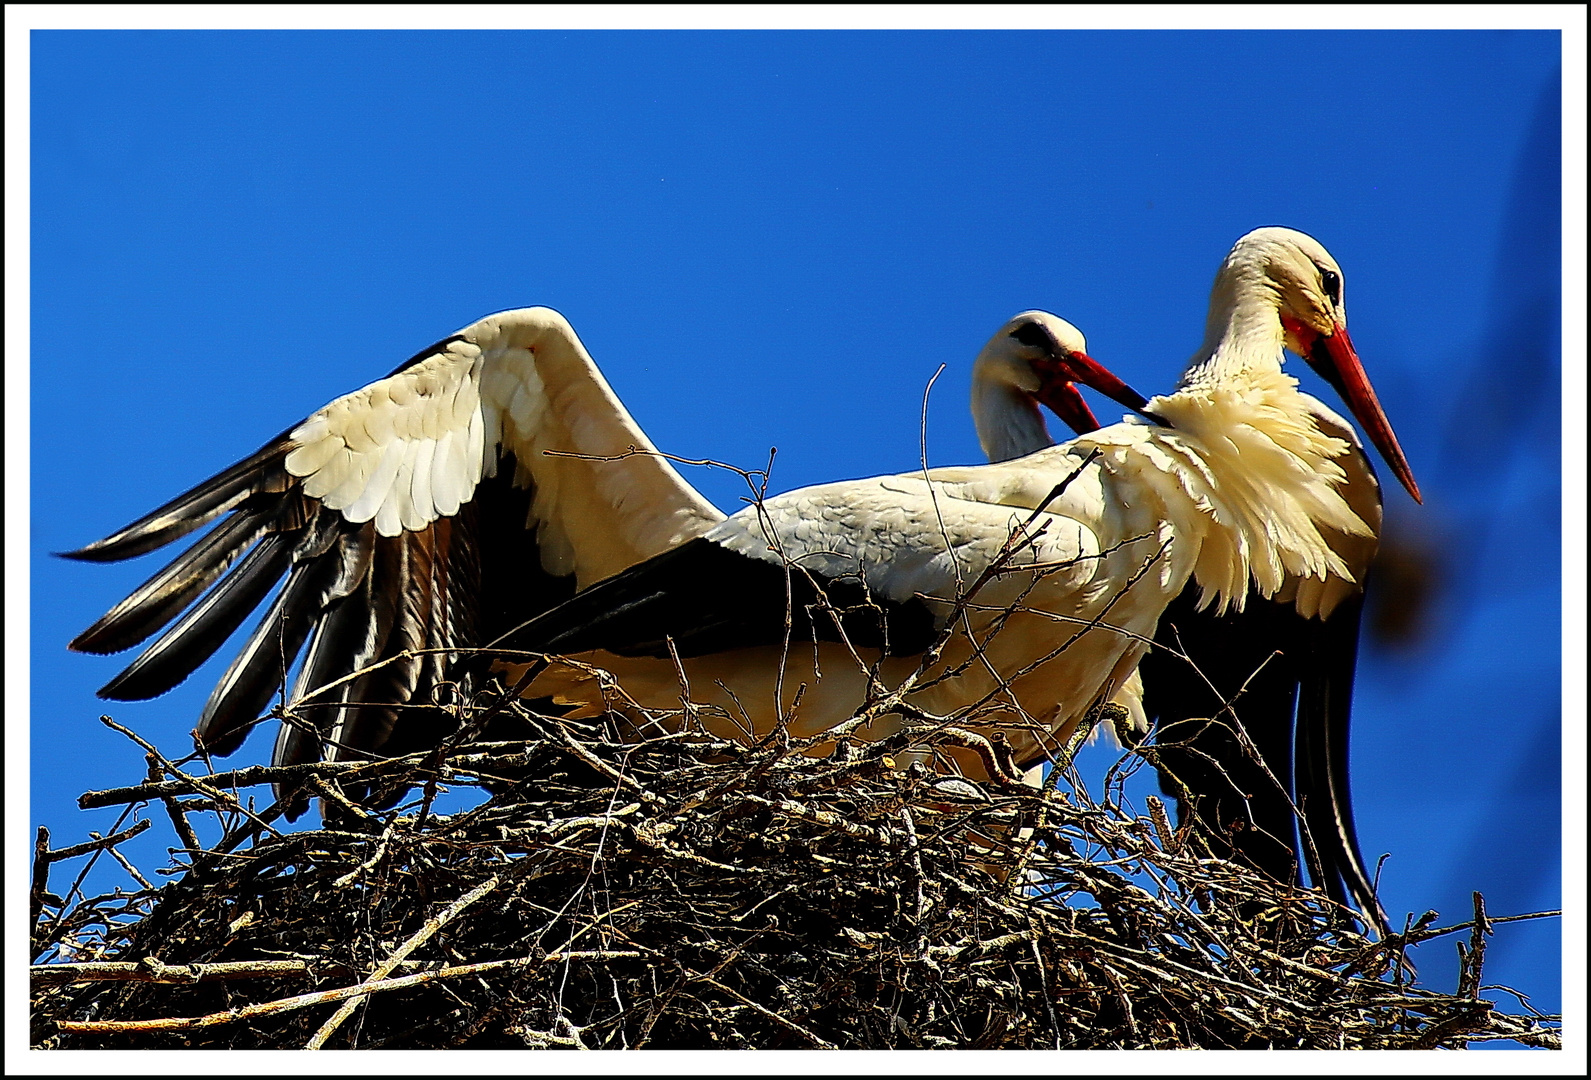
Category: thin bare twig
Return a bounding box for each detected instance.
[306,875,502,1049]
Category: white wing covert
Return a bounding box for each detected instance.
[282,308,721,577]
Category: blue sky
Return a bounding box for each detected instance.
[20,22,1574,1042]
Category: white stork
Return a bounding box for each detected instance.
[1129,227,1420,931]
[970,233,1420,929]
[68,225,1417,938]
[65,307,1140,805]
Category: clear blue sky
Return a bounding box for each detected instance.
[25,27,1567,1031]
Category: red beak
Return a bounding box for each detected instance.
[1036,379,1101,435]
[1032,348,1157,431]
[1287,316,1423,504]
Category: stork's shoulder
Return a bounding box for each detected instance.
[699,463,1104,605]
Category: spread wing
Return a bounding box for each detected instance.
[65,307,724,802]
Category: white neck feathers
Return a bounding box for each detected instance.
[1083,369,1374,616]
[972,380,1054,463]
[1179,247,1290,391]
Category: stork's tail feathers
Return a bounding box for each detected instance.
[1293,592,1389,935]
[1142,585,1389,936]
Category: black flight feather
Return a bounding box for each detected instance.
[1292,591,1387,930]
[193,512,356,755]
[59,432,296,564]
[69,501,283,655]
[1142,583,1305,885]
[97,529,296,702]
[1140,580,1388,933]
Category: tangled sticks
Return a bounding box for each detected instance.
[31,691,1559,1051]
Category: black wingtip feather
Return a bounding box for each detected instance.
[68,504,280,655]
[97,531,295,702]
[59,431,295,564]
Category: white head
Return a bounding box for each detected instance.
[1204,226,1348,347]
[1194,227,1420,503]
[971,310,1150,463]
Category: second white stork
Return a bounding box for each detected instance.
[970,233,1419,929]
[1130,227,1420,931]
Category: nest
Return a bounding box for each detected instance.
[30,684,1561,1052]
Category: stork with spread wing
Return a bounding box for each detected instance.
[66,307,1142,799]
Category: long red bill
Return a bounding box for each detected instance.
[1290,317,1423,504]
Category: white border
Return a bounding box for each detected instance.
[8,4,1584,1075]
[3,3,1587,32]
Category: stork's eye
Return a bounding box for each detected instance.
[1320,268,1342,307]
[1010,322,1054,351]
